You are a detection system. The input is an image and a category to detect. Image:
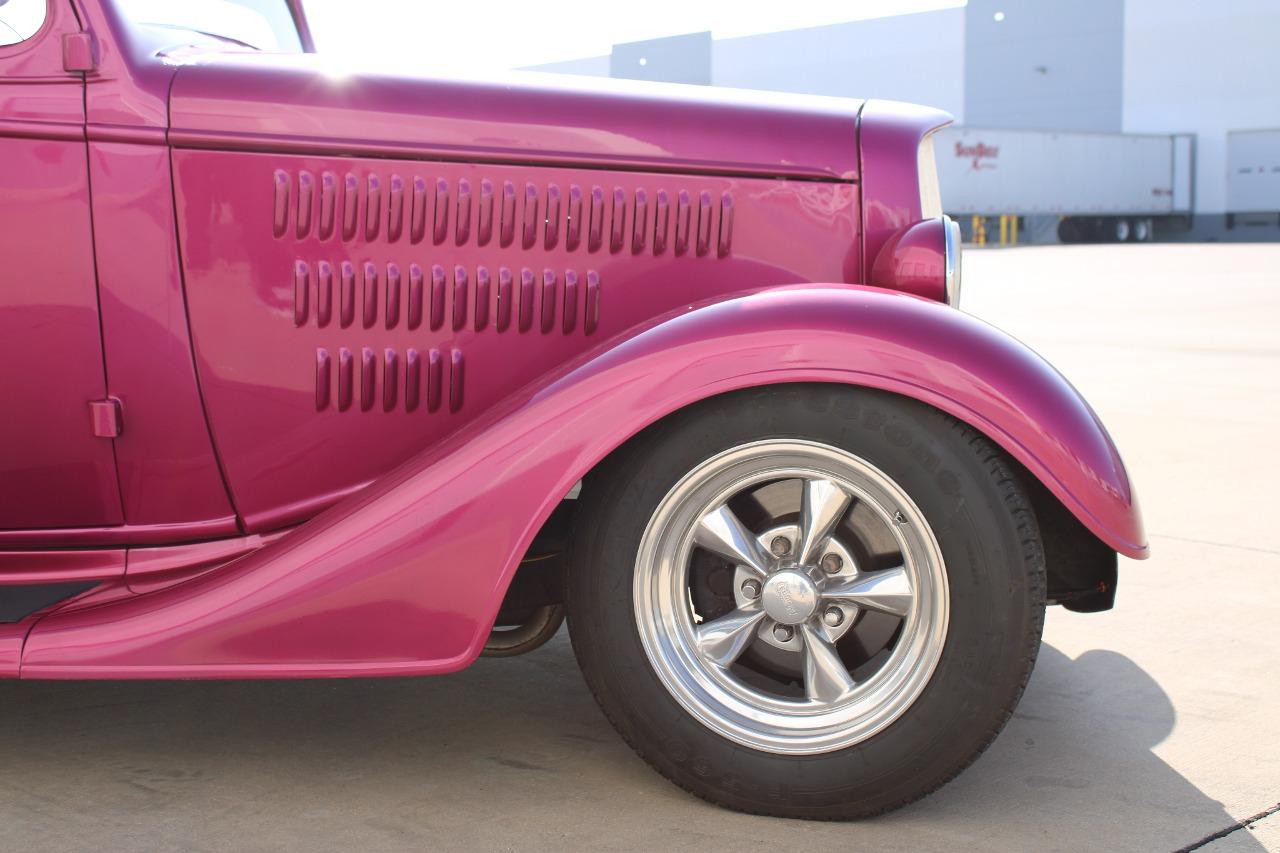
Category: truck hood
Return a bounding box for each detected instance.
[166,52,861,180]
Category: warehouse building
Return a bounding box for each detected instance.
[530,0,1280,242]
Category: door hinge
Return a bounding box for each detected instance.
[89,398,123,438]
[62,32,97,73]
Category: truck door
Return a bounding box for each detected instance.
[0,0,123,529]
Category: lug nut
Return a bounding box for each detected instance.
[769,536,792,557]
[741,579,761,600]
[820,553,844,574]
[823,606,844,628]
[773,624,795,642]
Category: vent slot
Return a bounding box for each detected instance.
[273,169,732,258]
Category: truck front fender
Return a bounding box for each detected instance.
[21,286,1145,678]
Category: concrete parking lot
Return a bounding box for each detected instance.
[1,244,1277,851]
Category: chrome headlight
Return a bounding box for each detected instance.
[943,214,962,307]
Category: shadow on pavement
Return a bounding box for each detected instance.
[0,637,1257,851]
[891,643,1261,851]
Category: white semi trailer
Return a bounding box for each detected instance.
[1227,128,1280,228]
[935,126,1194,243]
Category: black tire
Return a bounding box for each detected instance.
[567,385,1046,819]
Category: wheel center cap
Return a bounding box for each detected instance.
[761,570,818,625]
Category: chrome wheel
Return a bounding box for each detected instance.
[633,439,949,754]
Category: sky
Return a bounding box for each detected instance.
[303,0,964,73]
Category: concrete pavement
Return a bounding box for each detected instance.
[1,244,1277,851]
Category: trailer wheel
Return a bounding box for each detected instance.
[1133,219,1152,242]
[568,386,1046,819]
[1113,218,1132,242]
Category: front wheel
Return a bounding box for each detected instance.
[568,386,1046,819]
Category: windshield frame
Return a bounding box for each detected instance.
[284,0,314,53]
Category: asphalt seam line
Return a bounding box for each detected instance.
[1150,533,1280,557]
[1173,800,1280,852]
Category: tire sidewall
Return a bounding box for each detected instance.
[568,385,1045,817]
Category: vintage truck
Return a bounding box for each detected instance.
[0,0,1145,819]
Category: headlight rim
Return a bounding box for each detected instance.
[942,214,962,308]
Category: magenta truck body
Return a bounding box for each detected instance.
[0,0,1144,679]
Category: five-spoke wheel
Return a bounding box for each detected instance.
[633,440,948,753]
